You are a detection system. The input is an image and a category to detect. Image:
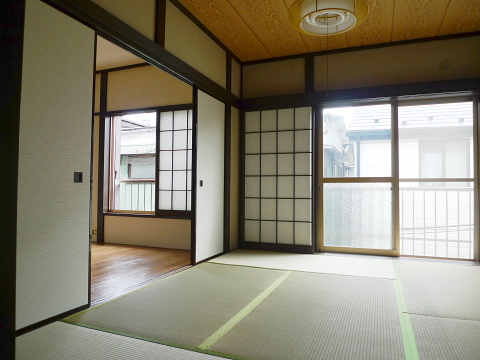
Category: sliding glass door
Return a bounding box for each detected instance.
[320,103,397,255]
[319,96,477,260]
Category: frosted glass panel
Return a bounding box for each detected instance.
[173,150,187,170]
[160,112,173,131]
[295,199,311,221]
[261,199,276,220]
[245,177,260,197]
[277,199,294,221]
[245,155,260,175]
[278,108,294,130]
[159,171,172,190]
[295,153,311,175]
[277,131,294,153]
[173,130,188,149]
[186,191,191,211]
[278,176,294,198]
[261,221,277,243]
[261,177,276,198]
[186,170,192,190]
[159,131,173,150]
[295,130,311,152]
[277,222,294,244]
[159,151,172,170]
[295,222,312,245]
[295,176,311,198]
[158,190,171,210]
[172,191,187,210]
[261,132,277,153]
[278,154,294,175]
[173,171,186,190]
[324,183,393,249]
[261,110,277,131]
[245,198,260,219]
[261,154,276,175]
[245,133,260,154]
[245,220,260,242]
[295,107,311,129]
[173,110,188,130]
[245,111,260,132]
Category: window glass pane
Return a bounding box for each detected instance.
[245,177,260,198]
[277,131,294,153]
[159,131,173,150]
[323,105,391,177]
[277,222,294,244]
[278,108,294,130]
[110,111,156,211]
[158,190,172,210]
[399,101,473,180]
[324,183,393,249]
[159,112,173,131]
[158,171,172,190]
[173,150,188,170]
[173,110,188,130]
[261,221,277,243]
[245,111,260,133]
[261,110,277,131]
[400,181,474,259]
[173,130,188,150]
[172,191,187,210]
[245,133,260,154]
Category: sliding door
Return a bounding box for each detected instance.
[194,90,225,262]
[320,104,397,256]
[319,96,477,260]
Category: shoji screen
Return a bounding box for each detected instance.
[243,107,314,251]
[195,91,225,262]
[17,0,94,329]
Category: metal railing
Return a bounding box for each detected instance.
[400,186,474,259]
[118,179,155,212]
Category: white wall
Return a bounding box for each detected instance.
[16,0,94,329]
[195,91,225,262]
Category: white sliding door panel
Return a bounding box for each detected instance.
[195,91,225,262]
[16,0,94,329]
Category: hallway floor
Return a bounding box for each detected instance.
[91,242,191,301]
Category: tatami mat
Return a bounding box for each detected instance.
[17,322,222,360]
[210,271,404,360]
[210,249,395,279]
[410,314,480,360]
[64,263,287,349]
[395,260,480,320]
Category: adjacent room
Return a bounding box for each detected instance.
[2,0,480,359]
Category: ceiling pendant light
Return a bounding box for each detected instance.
[289,0,369,36]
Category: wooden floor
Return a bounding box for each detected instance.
[91,242,191,301]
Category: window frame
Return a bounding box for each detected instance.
[105,104,194,219]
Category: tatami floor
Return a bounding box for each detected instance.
[17,250,480,360]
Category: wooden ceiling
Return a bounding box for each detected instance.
[176,0,480,62]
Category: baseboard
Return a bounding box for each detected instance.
[16,304,89,336]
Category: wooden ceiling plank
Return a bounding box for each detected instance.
[301,32,349,53]
[392,0,451,42]
[226,0,309,58]
[346,0,395,47]
[176,0,272,62]
[438,0,480,36]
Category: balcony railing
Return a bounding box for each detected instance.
[118,179,155,212]
[400,186,474,259]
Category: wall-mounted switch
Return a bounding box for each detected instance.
[199,180,204,187]
[74,172,83,183]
